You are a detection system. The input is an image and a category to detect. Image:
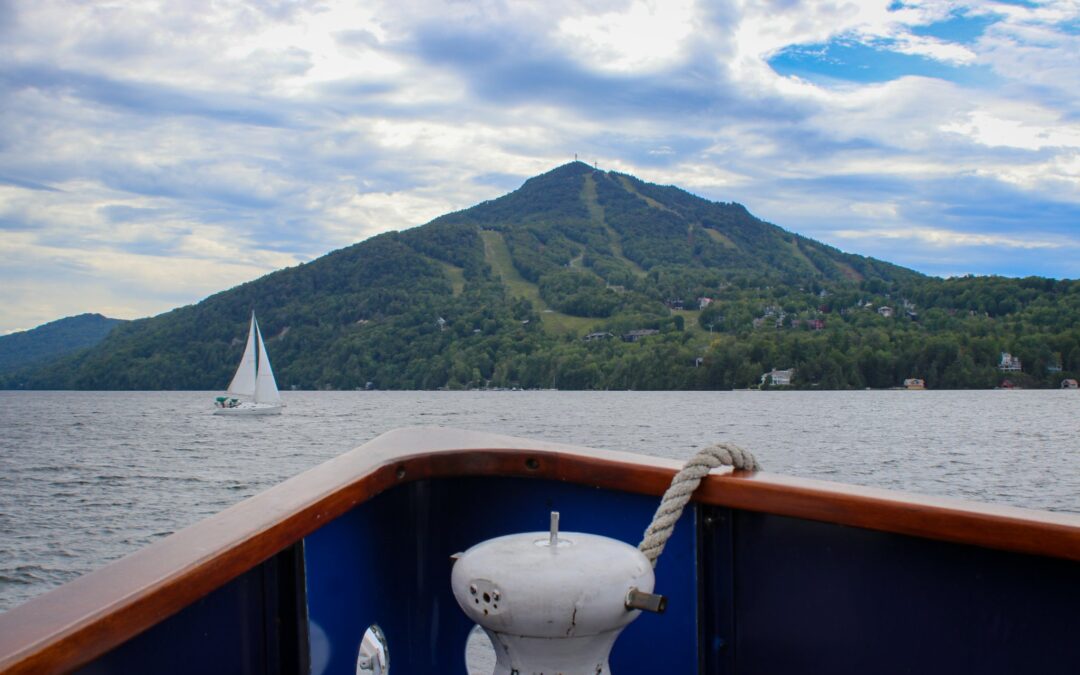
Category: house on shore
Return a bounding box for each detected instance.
[761,368,794,387]
[999,352,1022,372]
[1062,379,1078,389]
[903,378,926,390]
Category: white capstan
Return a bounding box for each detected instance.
[451,512,656,675]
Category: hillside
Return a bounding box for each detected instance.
[5,163,1080,391]
[0,313,125,376]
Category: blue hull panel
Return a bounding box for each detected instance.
[724,508,1080,673]
[75,546,307,675]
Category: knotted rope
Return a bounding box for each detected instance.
[639,443,761,568]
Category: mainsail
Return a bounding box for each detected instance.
[226,315,258,397]
[254,320,282,405]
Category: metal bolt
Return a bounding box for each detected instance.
[625,588,667,613]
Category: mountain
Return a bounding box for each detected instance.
[5,163,1079,391]
[0,313,125,375]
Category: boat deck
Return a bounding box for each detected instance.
[1,427,1078,674]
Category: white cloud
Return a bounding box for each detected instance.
[0,228,293,332]
[891,34,977,65]
[981,151,1080,193]
[850,201,900,220]
[832,226,1064,250]
[942,110,1080,150]
[557,0,697,73]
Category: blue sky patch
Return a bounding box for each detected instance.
[910,13,998,44]
[1058,17,1080,35]
[992,0,1041,7]
[768,37,994,86]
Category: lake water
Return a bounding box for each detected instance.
[1,389,1078,612]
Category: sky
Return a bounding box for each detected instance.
[1,0,1079,334]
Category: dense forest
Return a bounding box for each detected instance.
[4,163,1078,391]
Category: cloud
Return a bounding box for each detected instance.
[0,0,1079,332]
[828,223,1080,278]
[1,65,296,127]
[832,226,1063,250]
[0,175,62,192]
[556,0,697,73]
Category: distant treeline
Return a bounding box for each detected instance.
[8,268,1078,391]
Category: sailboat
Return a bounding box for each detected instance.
[213,312,283,415]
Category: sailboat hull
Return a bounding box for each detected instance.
[213,403,283,416]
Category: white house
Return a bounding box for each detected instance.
[999,352,1022,372]
[761,368,794,387]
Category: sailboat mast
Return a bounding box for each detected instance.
[254,315,261,374]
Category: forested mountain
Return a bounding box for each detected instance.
[0,313,124,375]
[5,162,1080,391]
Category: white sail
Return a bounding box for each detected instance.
[226,314,257,397]
[253,318,282,405]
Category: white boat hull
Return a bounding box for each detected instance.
[213,403,283,416]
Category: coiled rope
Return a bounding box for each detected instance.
[639,442,761,568]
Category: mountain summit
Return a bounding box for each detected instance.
[433,161,916,284]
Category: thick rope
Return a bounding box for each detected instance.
[639,443,760,568]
